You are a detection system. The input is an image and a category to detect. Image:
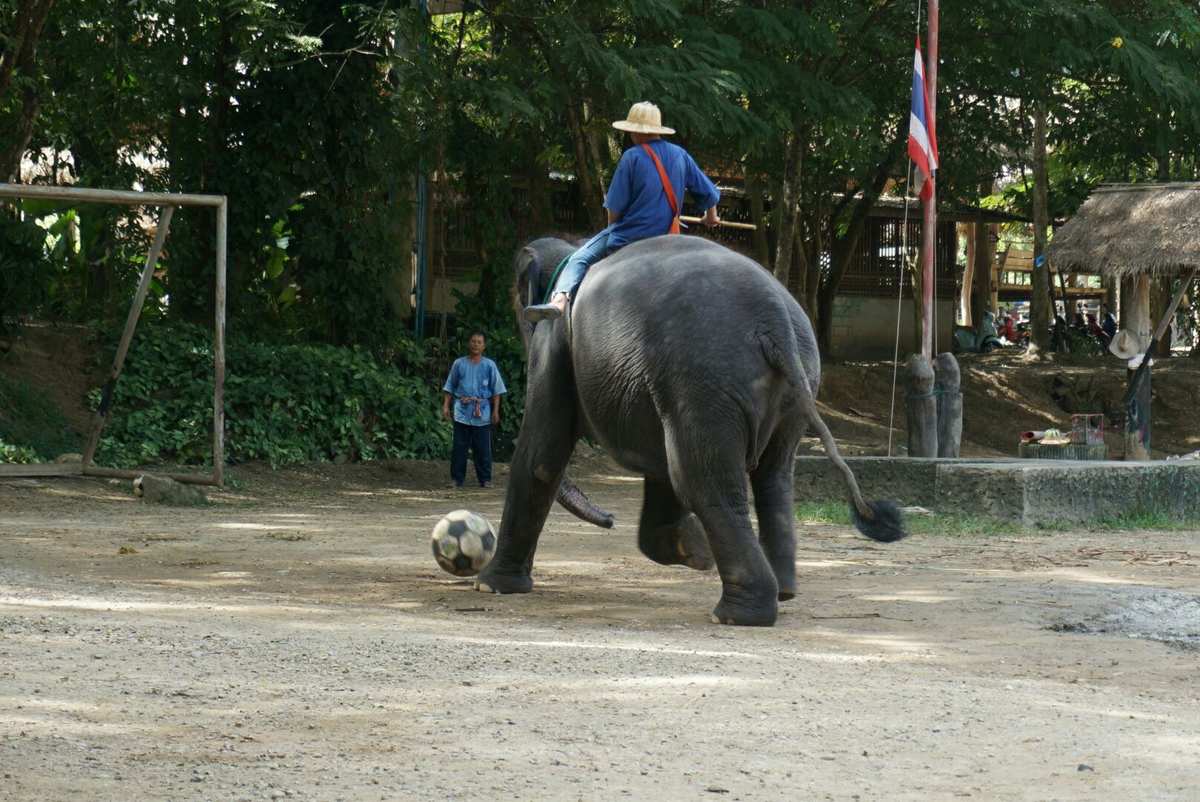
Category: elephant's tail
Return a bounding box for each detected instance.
[762,328,908,544]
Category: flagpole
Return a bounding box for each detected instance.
[920,0,939,359]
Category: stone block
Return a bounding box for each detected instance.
[794,456,1200,527]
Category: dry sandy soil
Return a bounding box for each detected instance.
[1,457,1198,801]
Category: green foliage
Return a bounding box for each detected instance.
[5,0,1200,374]
[0,374,79,461]
[0,212,50,331]
[93,323,452,468]
[0,437,39,464]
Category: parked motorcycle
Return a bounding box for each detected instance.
[952,309,1004,354]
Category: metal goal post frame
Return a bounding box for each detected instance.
[0,183,228,487]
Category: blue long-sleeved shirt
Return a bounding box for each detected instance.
[603,140,720,249]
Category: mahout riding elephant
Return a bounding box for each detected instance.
[478,234,906,626]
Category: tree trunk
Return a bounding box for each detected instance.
[804,213,821,318]
[772,130,805,287]
[961,223,975,328]
[1119,276,1133,330]
[970,184,994,327]
[791,225,808,303]
[523,157,553,238]
[0,0,56,182]
[583,105,611,192]
[1126,274,1152,351]
[1150,276,1173,357]
[2,87,40,182]
[0,0,55,100]
[564,100,606,231]
[385,177,416,322]
[769,176,784,264]
[744,167,770,268]
[971,221,994,327]
[1030,105,1052,352]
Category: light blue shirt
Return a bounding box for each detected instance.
[604,140,720,249]
[443,357,506,427]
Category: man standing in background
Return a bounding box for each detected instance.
[442,331,506,488]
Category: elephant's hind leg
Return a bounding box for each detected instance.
[666,425,778,626]
[638,478,714,571]
[750,432,800,601]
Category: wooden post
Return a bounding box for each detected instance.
[81,205,176,466]
[1125,372,1151,461]
[213,199,228,486]
[961,223,975,327]
[934,352,962,458]
[920,0,939,360]
[905,353,938,457]
[1123,267,1198,461]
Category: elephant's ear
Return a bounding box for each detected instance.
[512,247,540,355]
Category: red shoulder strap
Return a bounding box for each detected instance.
[640,143,681,235]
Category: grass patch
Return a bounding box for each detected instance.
[1089,510,1200,531]
[796,500,1021,536]
[0,374,80,461]
[907,514,1020,537]
[795,501,1200,535]
[794,501,851,526]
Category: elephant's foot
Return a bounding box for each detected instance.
[774,572,796,602]
[675,516,715,570]
[710,587,778,627]
[764,554,796,602]
[474,567,533,595]
[640,515,714,571]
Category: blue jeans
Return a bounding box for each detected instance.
[549,225,616,299]
[451,422,493,486]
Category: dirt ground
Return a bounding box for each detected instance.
[2,457,1198,801]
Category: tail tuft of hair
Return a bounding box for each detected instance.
[850,499,908,543]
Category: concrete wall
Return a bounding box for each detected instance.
[795,456,1200,526]
[829,296,957,360]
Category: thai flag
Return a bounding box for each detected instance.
[908,38,938,200]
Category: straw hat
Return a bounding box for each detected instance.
[612,102,675,135]
[1108,329,1144,360]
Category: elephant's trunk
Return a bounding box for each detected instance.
[557,473,614,529]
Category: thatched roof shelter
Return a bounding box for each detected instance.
[1046,183,1200,279]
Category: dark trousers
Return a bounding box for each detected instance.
[451,422,493,486]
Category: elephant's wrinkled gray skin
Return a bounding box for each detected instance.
[480,235,906,626]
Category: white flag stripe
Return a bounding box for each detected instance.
[909,115,937,171]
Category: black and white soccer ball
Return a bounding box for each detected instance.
[431,509,497,577]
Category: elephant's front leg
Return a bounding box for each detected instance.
[638,478,713,571]
[476,322,576,595]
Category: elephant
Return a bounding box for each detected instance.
[477,234,906,626]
